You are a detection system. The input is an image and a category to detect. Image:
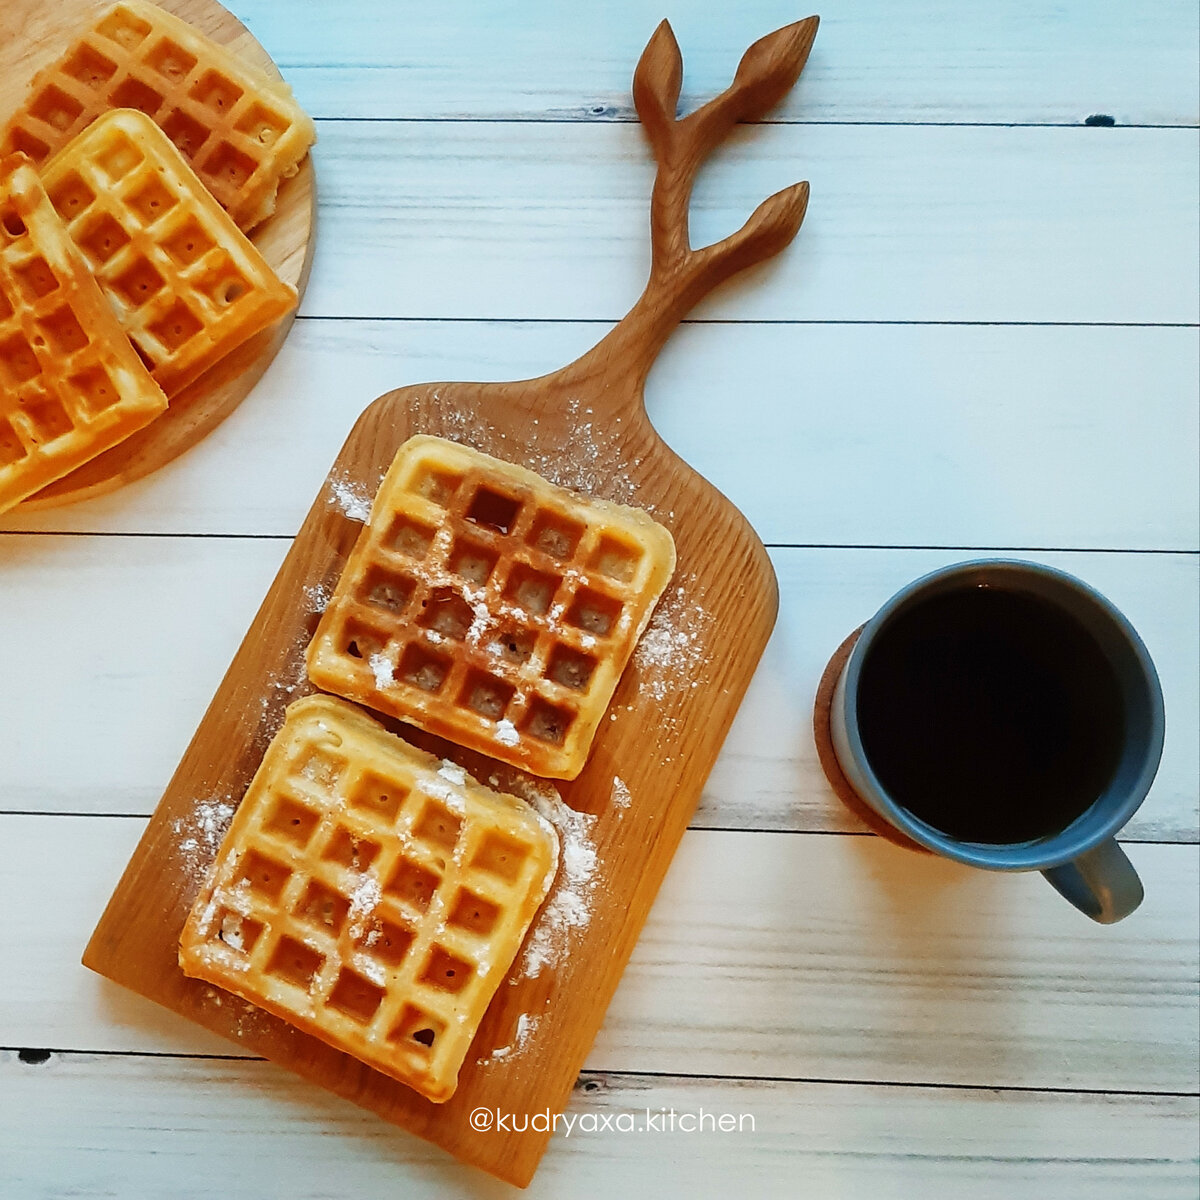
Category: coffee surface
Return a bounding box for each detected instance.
[856,586,1125,844]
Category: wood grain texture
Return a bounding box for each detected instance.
[2,320,1195,545]
[4,1053,1198,1200]
[3,539,1196,841]
[6,818,1199,1095]
[0,0,315,509]
[230,0,1200,126]
[81,21,818,1185]
[278,122,1195,325]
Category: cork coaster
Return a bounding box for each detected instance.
[813,626,930,854]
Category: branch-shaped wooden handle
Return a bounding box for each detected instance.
[563,17,818,398]
[634,17,818,286]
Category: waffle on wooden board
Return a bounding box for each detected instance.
[307,435,678,779]
[0,151,166,512]
[2,0,316,231]
[180,694,560,1104]
[41,109,296,397]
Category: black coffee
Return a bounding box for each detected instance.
[856,586,1125,844]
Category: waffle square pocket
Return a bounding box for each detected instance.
[40,109,297,397]
[2,0,315,231]
[179,694,559,1104]
[0,152,166,513]
[306,436,677,779]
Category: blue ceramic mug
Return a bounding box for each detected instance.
[829,560,1165,923]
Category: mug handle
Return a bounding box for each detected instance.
[1041,839,1144,924]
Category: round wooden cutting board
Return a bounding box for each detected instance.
[0,0,316,509]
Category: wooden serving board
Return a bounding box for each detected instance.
[0,0,315,509]
[84,18,818,1187]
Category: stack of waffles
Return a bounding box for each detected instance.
[0,1,313,513]
[0,153,166,510]
[180,437,677,1102]
[2,0,314,231]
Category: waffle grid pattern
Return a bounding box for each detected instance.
[180,695,559,1103]
[2,0,316,230]
[41,109,296,396]
[306,436,677,779]
[0,153,166,512]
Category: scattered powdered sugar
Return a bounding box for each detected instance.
[437,760,467,787]
[357,957,387,987]
[430,399,642,506]
[610,776,632,810]
[469,601,491,643]
[329,473,373,522]
[255,579,335,744]
[202,986,283,1040]
[519,397,639,504]
[503,779,600,978]
[368,650,393,691]
[420,761,469,813]
[477,1011,540,1066]
[347,873,382,940]
[303,581,332,614]
[173,795,236,895]
[633,582,712,704]
[494,718,519,747]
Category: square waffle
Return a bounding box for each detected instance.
[0,152,166,514]
[40,109,297,398]
[2,0,315,231]
[179,694,559,1104]
[306,435,677,779]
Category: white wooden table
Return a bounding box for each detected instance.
[2,2,1198,1195]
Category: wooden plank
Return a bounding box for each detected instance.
[271,122,1195,325]
[4,817,1197,1094]
[2,1053,1197,1199]
[227,0,1200,126]
[2,540,1194,839]
[2,320,1196,546]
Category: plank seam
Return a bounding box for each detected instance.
[301,115,1200,131]
[3,1046,1197,1099]
[0,812,1194,846]
[0,531,1196,555]
[290,315,1200,329]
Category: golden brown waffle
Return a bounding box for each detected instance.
[40,109,296,398]
[2,0,315,231]
[307,436,677,779]
[0,152,166,514]
[179,694,559,1104]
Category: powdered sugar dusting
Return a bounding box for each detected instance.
[611,776,632,810]
[494,718,519,747]
[329,473,373,522]
[521,397,638,504]
[368,651,393,691]
[173,795,236,897]
[347,873,382,940]
[633,582,712,704]
[503,778,600,978]
[420,761,469,814]
[477,1011,540,1066]
[303,581,331,614]
[256,580,333,744]
[430,402,644,507]
[437,760,467,787]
